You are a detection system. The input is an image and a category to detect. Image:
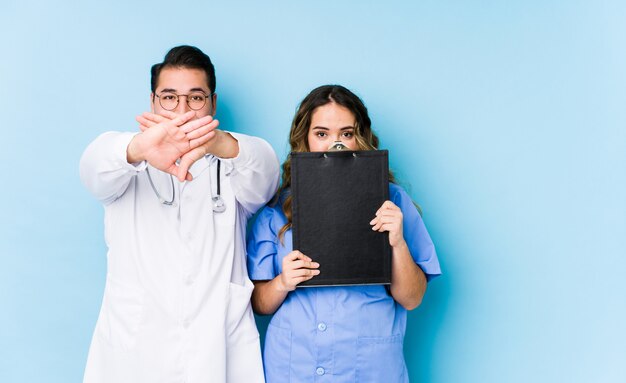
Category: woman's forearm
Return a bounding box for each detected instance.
[390,240,427,310]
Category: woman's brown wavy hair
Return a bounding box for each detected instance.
[276,84,397,242]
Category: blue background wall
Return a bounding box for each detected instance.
[1,1,625,382]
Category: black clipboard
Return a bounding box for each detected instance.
[291,150,391,286]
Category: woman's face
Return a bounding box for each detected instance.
[307,102,357,152]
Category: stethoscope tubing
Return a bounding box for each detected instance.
[145,158,225,213]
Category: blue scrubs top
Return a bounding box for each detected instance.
[247,183,441,382]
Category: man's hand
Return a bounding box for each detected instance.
[130,110,218,181]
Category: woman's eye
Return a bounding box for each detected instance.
[343,131,354,138]
[316,132,327,138]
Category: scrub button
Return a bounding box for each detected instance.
[317,322,327,332]
[316,367,325,376]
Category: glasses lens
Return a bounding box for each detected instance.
[187,92,208,110]
[158,92,178,110]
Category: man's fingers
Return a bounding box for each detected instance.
[140,112,169,124]
[160,110,179,120]
[180,115,216,134]
[189,131,217,150]
[136,115,158,129]
[172,111,201,127]
[177,157,195,182]
[161,164,181,180]
[186,120,219,140]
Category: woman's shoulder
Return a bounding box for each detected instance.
[255,193,288,227]
[388,182,411,203]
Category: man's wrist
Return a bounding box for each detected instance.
[126,134,145,164]
[206,130,239,159]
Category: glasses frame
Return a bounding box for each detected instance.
[154,91,214,111]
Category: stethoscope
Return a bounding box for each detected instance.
[145,158,226,213]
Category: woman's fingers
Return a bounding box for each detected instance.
[288,259,320,271]
[286,250,312,262]
[279,254,320,291]
[289,268,320,278]
[284,255,319,271]
[370,213,402,230]
[281,250,320,288]
[374,200,400,216]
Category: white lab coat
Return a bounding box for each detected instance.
[79,131,279,383]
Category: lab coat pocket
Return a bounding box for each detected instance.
[96,275,145,351]
[355,334,407,383]
[226,280,259,345]
[264,323,292,383]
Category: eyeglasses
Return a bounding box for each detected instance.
[154,91,213,111]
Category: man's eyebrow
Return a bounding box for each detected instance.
[158,87,209,93]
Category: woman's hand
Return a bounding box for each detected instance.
[276,251,320,292]
[370,200,406,248]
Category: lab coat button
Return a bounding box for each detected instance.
[316,367,325,376]
[183,320,191,329]
[185,276,194,286]
[317,322,327,331]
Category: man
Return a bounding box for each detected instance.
[80,45,279,383]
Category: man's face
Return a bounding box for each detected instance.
[151,67,216,119]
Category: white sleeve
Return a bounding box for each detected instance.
[219,132,280,217]
[79,131,147,205]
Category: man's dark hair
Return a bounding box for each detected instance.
[150,45,216,94]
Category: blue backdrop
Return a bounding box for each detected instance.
[1,1,625,382]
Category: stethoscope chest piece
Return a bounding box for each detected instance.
[212,195,226,213]
[328,141,348,151]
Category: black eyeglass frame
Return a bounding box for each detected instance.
[153,91,214,111]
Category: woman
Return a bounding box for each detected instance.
[247,85,441,382]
